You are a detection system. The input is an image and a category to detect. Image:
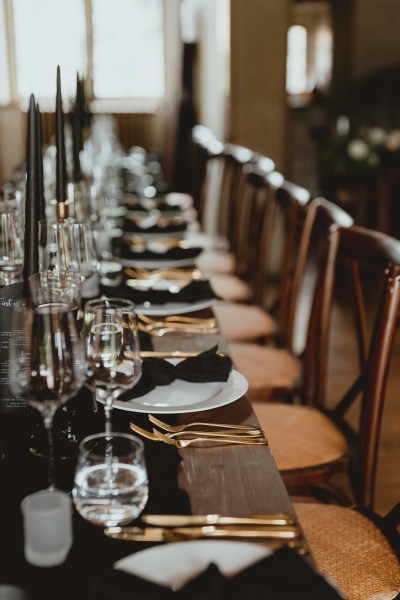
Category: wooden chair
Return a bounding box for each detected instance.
[252,225,400,506]
[214,172,311,342]
[293,500,400,600]
[227,197,354,397]
[196,142,263,279]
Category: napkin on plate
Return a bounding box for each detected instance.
[123,218,188,235]
[88,546,344,600]
[100,278,218,305]
[119,346,232,400]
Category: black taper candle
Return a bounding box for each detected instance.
[23,94,40,294]
[76,73,84,152]
[36,103,45,221]
[55,65,68,217]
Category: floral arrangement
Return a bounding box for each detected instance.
[318,121,400,191]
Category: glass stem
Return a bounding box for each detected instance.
[104,396,113,435]
[44,415,55,490]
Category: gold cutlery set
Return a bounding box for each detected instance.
[130,415,268,448]
[123,234,193,252]
[104,513,308,553]
[137,313,219,336]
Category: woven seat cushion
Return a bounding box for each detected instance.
[252,403,347,470]
[294,502,400,600]
[209,273,251,302]
[214,303,278,341]
[229,342,300,392]
[196,249,236,274]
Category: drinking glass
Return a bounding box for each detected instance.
[28,271,84,459]
[38,219,80,273]
[83,298,142,434]
[0,209,23,286]
[72,432,148,527]
[71,221,99,298]
[9,300,84,487]
[28,270,83,319]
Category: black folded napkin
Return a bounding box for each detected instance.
[88,546,344,600]
[100,278,218,306]
[120,346,232,400]
[113,238,202,262]
[123,218,188,235]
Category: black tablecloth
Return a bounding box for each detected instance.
[0,394,191,600]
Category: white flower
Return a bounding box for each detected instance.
[347,139,369,160]
[366,127,387,146]
[386,130,400,151]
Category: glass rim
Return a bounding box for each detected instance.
[12,298,77,314]
[78,431,145,456]
[84,297,136,311]
[29,270,84,284]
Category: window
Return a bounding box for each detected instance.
[286,25,308,95]
[286,1,333,103]
[0,0,165,107]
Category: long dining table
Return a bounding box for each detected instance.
[0,297,307,599]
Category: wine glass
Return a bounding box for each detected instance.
[9,300,84,487]
[83,298,142,434]
[71,221,99,298]
[28,271,84,459]
[72,432,149,527]
[38,219,80,273]
[0,209,23,286]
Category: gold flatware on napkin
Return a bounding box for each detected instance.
[139,350,227,359]
[138,320,219,336]
[148,415,260,433]
[142,513,295,527]
[123,235,192,253]
[104,525,308,554]
[124,267,204,282]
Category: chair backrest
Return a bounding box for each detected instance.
[188,126,224,224]
[219,144,260,244]
[303,224,400,509]
[282,197,354,356]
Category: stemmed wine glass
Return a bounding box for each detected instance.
[71,221,99,298]
[10,300,84,487]
[0,209,23,286]
[38,219,80,273]
[83,298,142,434]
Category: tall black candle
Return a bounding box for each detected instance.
[55,65,68,217]
[23,94,40,292]
[72,74,82,183]
[76,73,84,152]
[36,103,45,221]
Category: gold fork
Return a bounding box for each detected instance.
[148,414,261,433]
[130,423,268,447]
[152,429,268,448]
[138,321,219,336]
[138,313,216,326]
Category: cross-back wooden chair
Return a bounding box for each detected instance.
[213,162,311,342]
[227,197,354,398]
[253,225,400,506]
[196,141,262,278]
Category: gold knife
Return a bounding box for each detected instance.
[142,513,295,526]
[104,525,300,542]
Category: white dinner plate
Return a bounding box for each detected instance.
[110,367,248,414]
[115,540,271,589]
[134,297,216,316]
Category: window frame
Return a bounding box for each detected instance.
[0,0,169,112]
